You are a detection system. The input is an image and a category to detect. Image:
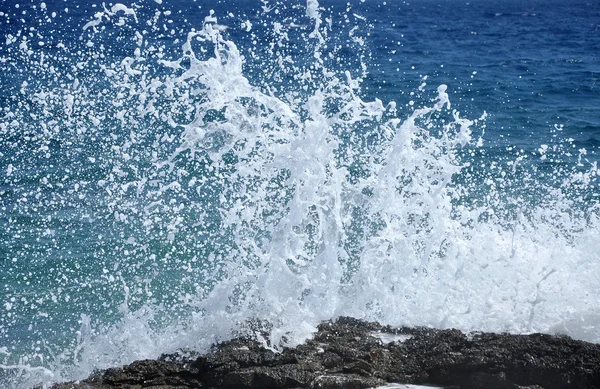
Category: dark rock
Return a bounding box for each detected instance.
[49,317,600,389]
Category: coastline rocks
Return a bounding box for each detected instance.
[51,317,600,389]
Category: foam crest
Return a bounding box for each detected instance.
[0,1,599,387]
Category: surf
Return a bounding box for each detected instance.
[0,1,599,387]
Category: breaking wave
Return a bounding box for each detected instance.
[0,1,599,387]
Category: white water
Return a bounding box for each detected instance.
[1,1,599,387]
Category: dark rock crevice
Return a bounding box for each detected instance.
[50,317,600,389]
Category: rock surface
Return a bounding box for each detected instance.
[50,317,600,389]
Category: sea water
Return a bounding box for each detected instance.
[0,0,599,387]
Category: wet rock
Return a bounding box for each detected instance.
[50,317,600,389]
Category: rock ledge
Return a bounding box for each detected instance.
[51,317,600,389]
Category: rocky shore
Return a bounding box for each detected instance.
[51,317,600,389]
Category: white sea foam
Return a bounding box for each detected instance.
[372,385,442,389]
[371,332,413,344]
[0,1,599,388]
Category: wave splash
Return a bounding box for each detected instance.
[1,1,599,387]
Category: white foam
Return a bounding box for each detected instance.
[371,332,413,344]
[1,1,599,388]
[373,385,442,389]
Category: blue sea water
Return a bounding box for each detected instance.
[1,0,599,387]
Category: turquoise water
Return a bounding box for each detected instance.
[1,0,599,387]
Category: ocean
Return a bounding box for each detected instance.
[1,0,599,387]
